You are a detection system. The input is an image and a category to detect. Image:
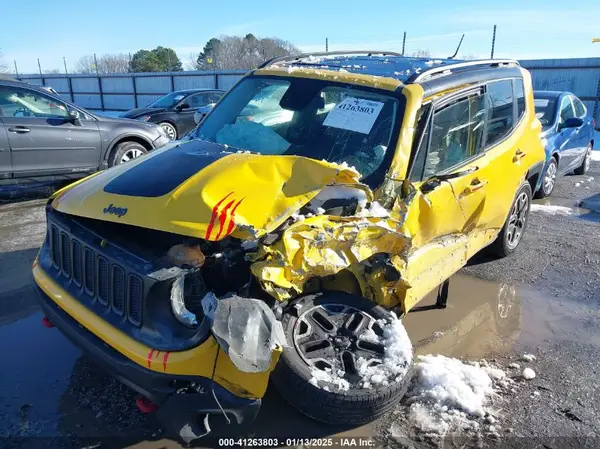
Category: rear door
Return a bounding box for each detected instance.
[176,92,213,136]
[0,121,12,180]
[572,96,594,158]
[0,85,101,177]
[554,95,579,174]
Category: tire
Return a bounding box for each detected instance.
[535,157,557,199]
[574,144,592,175]
[108,141,148,167]
[490,182,532,258]
[159,122,177,140]
[271,292,414,426]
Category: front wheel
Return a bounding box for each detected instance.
[574,144,592,175]
[108,141,148,167]
[535,157,557,198]
[490,182,532,258]
[159,122,177,141]
[271,292,414,426]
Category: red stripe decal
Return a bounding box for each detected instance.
[163,351,170,372]
[226,198,244,235]
[215,200,235,240]
[205,192,233,240]
[147,349,155,368]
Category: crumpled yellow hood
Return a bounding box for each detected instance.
[52,141,367,240]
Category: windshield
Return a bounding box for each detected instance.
[148,92,188,109]
[191,77,401,179]
[534,97,558,129]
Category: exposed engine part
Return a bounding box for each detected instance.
[170,275,199,327]
[167,244,206,268]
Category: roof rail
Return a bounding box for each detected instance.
[409,59,519,83]
[258,51,405,69]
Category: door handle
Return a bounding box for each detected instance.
[513,149,526,162]
[460,179,487,197]
[8,126,30,134]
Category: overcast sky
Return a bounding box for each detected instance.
[2,0,600,74]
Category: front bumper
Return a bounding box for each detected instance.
[34,265,262,438]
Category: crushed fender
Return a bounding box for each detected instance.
[249,185,415,308]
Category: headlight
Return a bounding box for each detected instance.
[170,275,198,327]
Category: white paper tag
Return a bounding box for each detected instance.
[323,97,385,134]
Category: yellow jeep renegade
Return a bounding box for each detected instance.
[33,52,545,440]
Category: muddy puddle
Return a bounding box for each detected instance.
[1,273,599,447]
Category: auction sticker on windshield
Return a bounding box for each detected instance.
[323,97,384,134]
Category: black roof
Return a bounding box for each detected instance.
[262,52,521,97]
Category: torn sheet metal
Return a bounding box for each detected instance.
[250,205,412,308]
[210,295,287,373]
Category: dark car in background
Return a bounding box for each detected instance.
[534,90,595,197]
[0,78,170,186]
[121,88,224,140]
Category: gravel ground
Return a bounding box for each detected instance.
[1,163,600,448]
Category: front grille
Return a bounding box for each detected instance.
[48,222,143,326]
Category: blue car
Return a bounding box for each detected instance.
[534,91,596,197]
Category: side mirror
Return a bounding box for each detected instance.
[561,117,583,129]
[69,110,82,126]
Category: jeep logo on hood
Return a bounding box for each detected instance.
[103,204,128,218]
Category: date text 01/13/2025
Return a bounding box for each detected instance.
[218,438,376,447]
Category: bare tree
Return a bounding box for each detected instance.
[44,69,62,74]
[0,49,8,73]
[75,53,130,74]
[191,34,300,71]
[411,49,432,58]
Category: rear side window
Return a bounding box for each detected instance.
[559,96,575,124]
[572,97,586,118]
[485,80,514,147]
[515,79,525,119]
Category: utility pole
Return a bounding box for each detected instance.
[13,60,19,77]
[402,32,407,56]
[325,37,329,52]
[491,25,497,59]
[37,58,43,76]
[63,57,68,75]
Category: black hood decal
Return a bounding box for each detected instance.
[104,141,229,197]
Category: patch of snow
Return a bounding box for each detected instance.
[522,368,536,380]
[309,367,351,391]
[591,151,600,162]
[404,355,511,436]
[575,182,582,187]
[529,204,572,216]
[521,354,536,362]
[356,314,413,388]
[357,201,389,218]
[508,363,521,369]
[307,185,368,210]
[588,176,594,182]
[316,207,326,215]
[533,391,540,396]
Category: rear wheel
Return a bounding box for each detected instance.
[535,158,557,198]
[490,183,532,258]
[108,141,147,167]
[271,292,413,426]
[574,144,592,175]
[159,122,177,140]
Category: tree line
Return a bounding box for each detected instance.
[72,34,299,75]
